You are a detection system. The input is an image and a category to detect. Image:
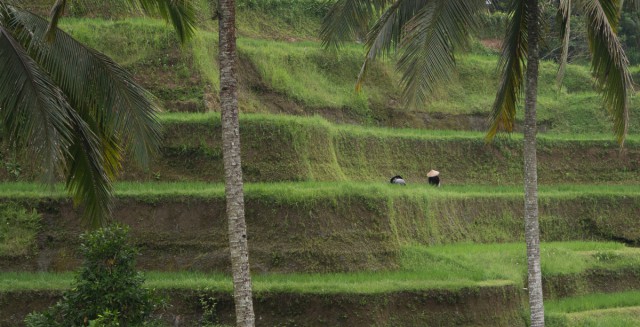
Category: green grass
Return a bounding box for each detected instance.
[547,291,640,313]
[191,30,220,93]
[150,112,640,186]
[59,18,177,66]
[238,40,376,114]
[548,308,640,327]
[1,181,640,199]
[0,203,40,256]
[2,242,638,294]
[52,14,640,135]
[546,292,640,327]
[158,112,640,144]
[5,182,640,252]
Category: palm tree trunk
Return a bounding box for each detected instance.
[524,0,544,326]
[218,0,255,325]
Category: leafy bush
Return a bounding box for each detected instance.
[25,224,164,327]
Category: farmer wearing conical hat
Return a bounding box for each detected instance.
[427,170,440,187]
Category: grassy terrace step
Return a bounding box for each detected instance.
[2,182,640,273]
[4,241,639,294]
[3,242,640,326]
[54,18,640,133]
[4,114,639,184]
[546,292,640,326]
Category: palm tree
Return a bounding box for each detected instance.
[0,0,195,226]
[2,1,256,324]
[217,0,255,325]
[321,0,632,326]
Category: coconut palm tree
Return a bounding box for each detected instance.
[3,1,256,324]
[217,0,255,325]
[321,0,633,326]
[0,0,195,227]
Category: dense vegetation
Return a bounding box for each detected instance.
[1,0,640,326]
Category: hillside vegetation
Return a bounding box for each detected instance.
[49,6,640,136]
[2,1,640,326]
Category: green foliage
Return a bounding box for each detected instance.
[0,202,40,256]
[476,11,510,39]
[59,18,176,66]
[616,6,640,65]
[546,292,640,327]
[197,291,221,326]
[239,40,377,116]
[7,242,640,295]
[45,15,640,135]
[238,0,332,18]
[66,0,133,18]
[546,291,640,314]
[236,0,332,38]
[24,225,163,327]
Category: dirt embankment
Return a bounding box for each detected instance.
[4,118,637,185]
[1,285,525,327]
[0,196,399,273]
[2,193,640,273]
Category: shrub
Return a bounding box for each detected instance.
[25,224,164,327]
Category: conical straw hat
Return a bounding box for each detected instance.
[427,170,440,177]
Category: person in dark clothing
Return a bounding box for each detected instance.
[427,170,440,187]
[390,175,406,186]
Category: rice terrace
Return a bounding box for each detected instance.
[2,0,640,326]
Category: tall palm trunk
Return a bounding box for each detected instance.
[218,0,255,325]
[523,0,544,326]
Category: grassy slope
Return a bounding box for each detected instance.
[150,114,640,185]
[6,2,640,325]
[6,113,639,185]
[54,15,640,135]
[3,182,640,256]
[546,292,640,326]
[2,242,638,294]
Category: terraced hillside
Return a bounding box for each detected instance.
[2,1,640,326]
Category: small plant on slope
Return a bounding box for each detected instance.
[24,224,164,326]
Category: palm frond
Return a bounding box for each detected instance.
[486,0,528,141]
[397,0,485,108]
[577,0,633,145]
[134,0,196,43]
[44,0,65,42]
[12,9,161,166]
[0,24,73,182]
[355,0,428,91]
[63,109,114,227]
[5,7,162,225]
[320,0,391,49]
[556,0,571,87]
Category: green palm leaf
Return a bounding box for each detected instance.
[63,111,114,227]
[486,0,528,141]
[320,0,391,49]
[397,0,484,107]
[355,0,427,91]
[577,0,633,145]
[12,9,161,166]
[0,23,73,183]
[134,0,196,42]
[556,0,571,86]
[1,3,172,225]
